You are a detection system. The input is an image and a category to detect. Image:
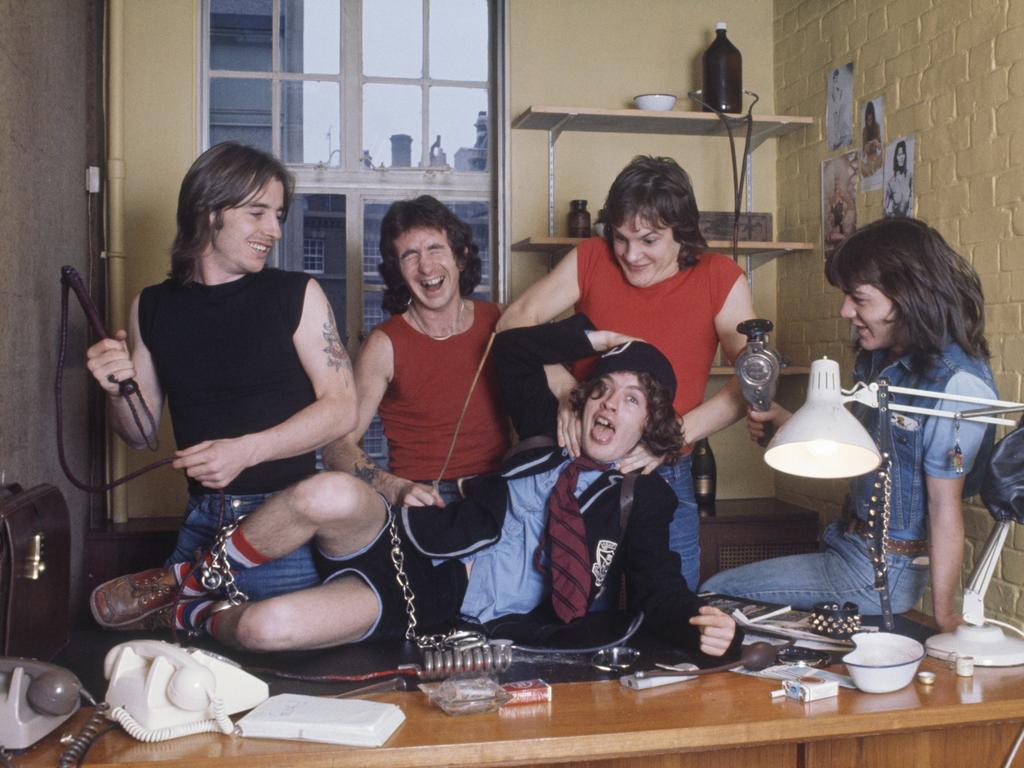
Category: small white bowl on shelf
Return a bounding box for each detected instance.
[633,94,677,111]
[842,632,925,693]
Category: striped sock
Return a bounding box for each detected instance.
[173,527,270,596]
[174,598,219,633]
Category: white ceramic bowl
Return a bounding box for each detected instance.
[633,94,677,111]
[842,632,925,693]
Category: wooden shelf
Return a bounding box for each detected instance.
[512,236,815,258]
[512,105,813,149]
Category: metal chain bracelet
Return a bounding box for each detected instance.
[200,520,249,606]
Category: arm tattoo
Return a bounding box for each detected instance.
[322,309,353,376]
[354,460,382,487]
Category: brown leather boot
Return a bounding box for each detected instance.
[90,567,179,629]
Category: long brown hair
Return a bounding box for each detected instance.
[601,156,707,268]
[171,143,293,285]
[826,217,989,374]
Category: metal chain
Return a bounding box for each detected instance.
[387,514,420,642]
[881,451,892,566]
[386,512,485,651]
[199,520,249,606]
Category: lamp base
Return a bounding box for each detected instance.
[925,623,1024,667]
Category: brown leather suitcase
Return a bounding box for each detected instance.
[0,484,70,659]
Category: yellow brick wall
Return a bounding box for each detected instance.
[774,0,1024,624]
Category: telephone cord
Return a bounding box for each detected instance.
[56,702,114,768]
[107,699,235,743]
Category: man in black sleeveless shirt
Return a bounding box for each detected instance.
[87,143,358,630]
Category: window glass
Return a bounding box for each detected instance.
[429,0,488,81]
[428,88,488,172]
[362,84,422,168]
[210,0,273,72]
[280,192,348,338]
[362,0,421,78]
[210,77,273,151]
[280,0,341,74]
[280,80,341,165]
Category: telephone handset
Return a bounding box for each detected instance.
[103,640,269,742]
[0,657,82,749]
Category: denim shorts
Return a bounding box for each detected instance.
[658,456,701,590]
[166,492,320,601]
[312,503,467,641]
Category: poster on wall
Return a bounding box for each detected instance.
[859,96,885,192]
[883,135,915,218]
[826,62,854,151]
[821,152,858,259]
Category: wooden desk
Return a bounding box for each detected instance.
[27,658,1024,767]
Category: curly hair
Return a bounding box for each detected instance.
[569,372,683,462]
[378,196,483,315]
[826,217,989,375]
[601,156,707,269]
[171,142,293,285]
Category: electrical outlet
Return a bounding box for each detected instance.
[86,166,101,194]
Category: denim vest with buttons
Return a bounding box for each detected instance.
[849,343,996,542]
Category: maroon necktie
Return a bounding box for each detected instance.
[547,456,605,623]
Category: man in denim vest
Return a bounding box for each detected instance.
[703,218,996,633]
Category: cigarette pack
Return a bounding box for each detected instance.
[501,679,551,705]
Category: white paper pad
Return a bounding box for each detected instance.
[237,693,405,747]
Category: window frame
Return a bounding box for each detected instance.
[198,0,509,350]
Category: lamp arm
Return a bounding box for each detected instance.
[962,521,1012,627]
[889,403,1017,427]
[844,382,1022,426]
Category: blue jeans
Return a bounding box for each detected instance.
[166,492,320,601]
[700,520,929,614]
[658,456,700,590]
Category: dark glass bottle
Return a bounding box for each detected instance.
[701,22,742,114]
[567,199,591,238]
[691,438,717,517]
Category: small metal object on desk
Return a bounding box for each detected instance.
[916,670,936,685]
[591,646,640,672]
[330,676,407,698]
[955,655,974,677]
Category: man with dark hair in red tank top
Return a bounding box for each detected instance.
[323,196,510,507]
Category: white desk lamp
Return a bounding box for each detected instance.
[764,357,1024,665]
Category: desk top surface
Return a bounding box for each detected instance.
[25,656,1024,768]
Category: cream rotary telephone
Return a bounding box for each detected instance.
[103,640,268,742]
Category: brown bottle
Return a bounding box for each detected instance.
[701,22,742,114]
[567,199,591,238]
[691,438,717,517]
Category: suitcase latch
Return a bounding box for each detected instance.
[22,532,45,580]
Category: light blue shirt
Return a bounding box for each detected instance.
[459,458,603,624]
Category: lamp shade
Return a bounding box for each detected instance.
[764,358,881,478]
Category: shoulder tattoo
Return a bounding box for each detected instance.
[322,308,353,375]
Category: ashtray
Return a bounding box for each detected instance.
[591,646,640,672]
[420,676,511,716]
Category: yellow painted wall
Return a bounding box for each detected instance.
[774,0,1024,624]
[113,0,200,517]
[508,0,783,500]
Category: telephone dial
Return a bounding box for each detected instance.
[103,640,269,741]
[0,658,81,749]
